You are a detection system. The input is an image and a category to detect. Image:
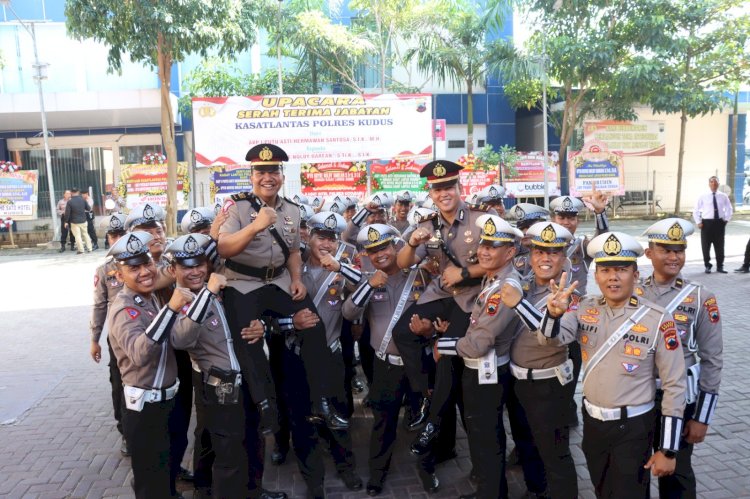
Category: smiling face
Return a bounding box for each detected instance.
[531,246,566,284]
[252,169,284,201]
[394,200,411,221]
[366,209,387,225]
[366,243,398,273]
[477,242,516,273]
[429,184,461,215]
[135,224,166,259]
[308,231,339,263]
[645,243,685,282]
[170,261,208,293]
[117,259,158,295]
[594,264,639,307]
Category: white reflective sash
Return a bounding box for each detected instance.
[376,270,418,360]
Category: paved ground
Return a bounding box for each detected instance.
[1,219,750,498]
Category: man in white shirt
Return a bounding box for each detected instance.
[692,176,732,274]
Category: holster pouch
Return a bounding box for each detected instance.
[686,363,701,405]
[124,386,147,412]
[205,366,242,405]
[555,358,575,386]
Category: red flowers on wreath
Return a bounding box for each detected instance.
[0,217,13,229]
[142,153,167,165]
[0,161,19,173]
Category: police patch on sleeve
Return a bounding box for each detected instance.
[125,307,140,320]
[703,297,720,323]
[222,199,235,213]
[660,321,679,350]
[486,293,501,316]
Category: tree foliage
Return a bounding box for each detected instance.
[65,0,262,234]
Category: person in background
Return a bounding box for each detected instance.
[64,188,93,254]
[57,189,76,252]
[692,176,732,274]
[82,191,99,250]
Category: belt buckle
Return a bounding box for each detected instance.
[265,266,275,281]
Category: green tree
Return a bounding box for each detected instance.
[65,0,261,234]
[636,0,749,213]
[406,2,514,153]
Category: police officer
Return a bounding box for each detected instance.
[512,203,549,278]
[639,218,723,499]
[472,184,506,216]
[166,234,287,499]
[107,231,193,498]
[537,231,687,498]
[342,224,439,497]
[89,213,128,456]
[342,192,392,247]
[434,214,523,499]
[394,160,494,432]
[549,192,610,426]
[391,190,414,233]
[500,221,579,499]
[127,203,194,483]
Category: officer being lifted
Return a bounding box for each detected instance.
[512,203,550,278]
[537,231,687,498]
[639,218,723,499]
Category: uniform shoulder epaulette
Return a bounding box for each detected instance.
[230,192,252,202]
[283,196,300,207]
[674,277,684,289]
[467,202,491,212]
[418,211,439,223]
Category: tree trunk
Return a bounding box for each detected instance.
[158,32,178,236]
[675,108,687,214]
[727,90,739,208]
[466,78,474,154]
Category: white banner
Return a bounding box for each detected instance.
[192,94,434,167]
[583,120,665,156]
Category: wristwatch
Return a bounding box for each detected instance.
[460,267,471,281]
[661,450,677,459]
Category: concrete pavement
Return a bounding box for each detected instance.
[1,220,749,498]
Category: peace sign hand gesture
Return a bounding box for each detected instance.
[546,271,579,318]
[582,181,609,214]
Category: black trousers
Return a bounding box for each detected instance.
[223,285,340,406]
[318,347,357,474]
[171,349,193,475]
[505,377,547,495]
[743,237,750,266]
[86,213,98,245]
[368,357,432,485]
[106,338,124,435]
[60,215,75,247]
[582,407,656,499]
[122,396,177,499]
[194,373,264,498]
[392,297,469,395]
[278,346,326,490]
[515,377,578,498]
[700,219,726,268]
[655,393,697,499]
[429,356,465,458]
[269,332,291,456]
[191,370,213,493]
[462,363,512,499]
[566,342,582,421]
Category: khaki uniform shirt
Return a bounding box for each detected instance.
[391,218,410,234]
[219,193,301,295]
[90,258,124,342]
[343,268,428,356]
[401,202,494,313]
[545,295,686,417]
[566,237,592,293]
[513,245,532,278]
[456,264,522,359]
[171,287,241,374]
[636,275,722,395]
[108,286,177,389]
[511,276,574,369]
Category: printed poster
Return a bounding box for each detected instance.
[300,161,368,199]
[0,169,38,219]
[583,120,665,156]
[118,162,190,210]
[502,152,560,197]
[567,143,625,196]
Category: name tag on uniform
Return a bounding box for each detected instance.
[478,350,498,385]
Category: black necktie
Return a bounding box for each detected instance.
[713,192,719,219]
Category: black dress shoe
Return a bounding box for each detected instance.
[92,243,99,250]
[120,437,130,457]
[339,469,363,490]
[271,445,287,466]
[735,265,750,273]
[717,267,728,274]
[410,422,439,456]
[418,471,439,493]
[406,396,430,432]
[307,397,349,430]
[256,489,288,499]
[177,466,194,482]
[58,247,66,253]
[258,399,280,436]
[366,482,383,496]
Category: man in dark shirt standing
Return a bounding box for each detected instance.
[64,188,93,254]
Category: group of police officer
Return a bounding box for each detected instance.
[90,143,722,499]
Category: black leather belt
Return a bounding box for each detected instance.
[225,259,286,281]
